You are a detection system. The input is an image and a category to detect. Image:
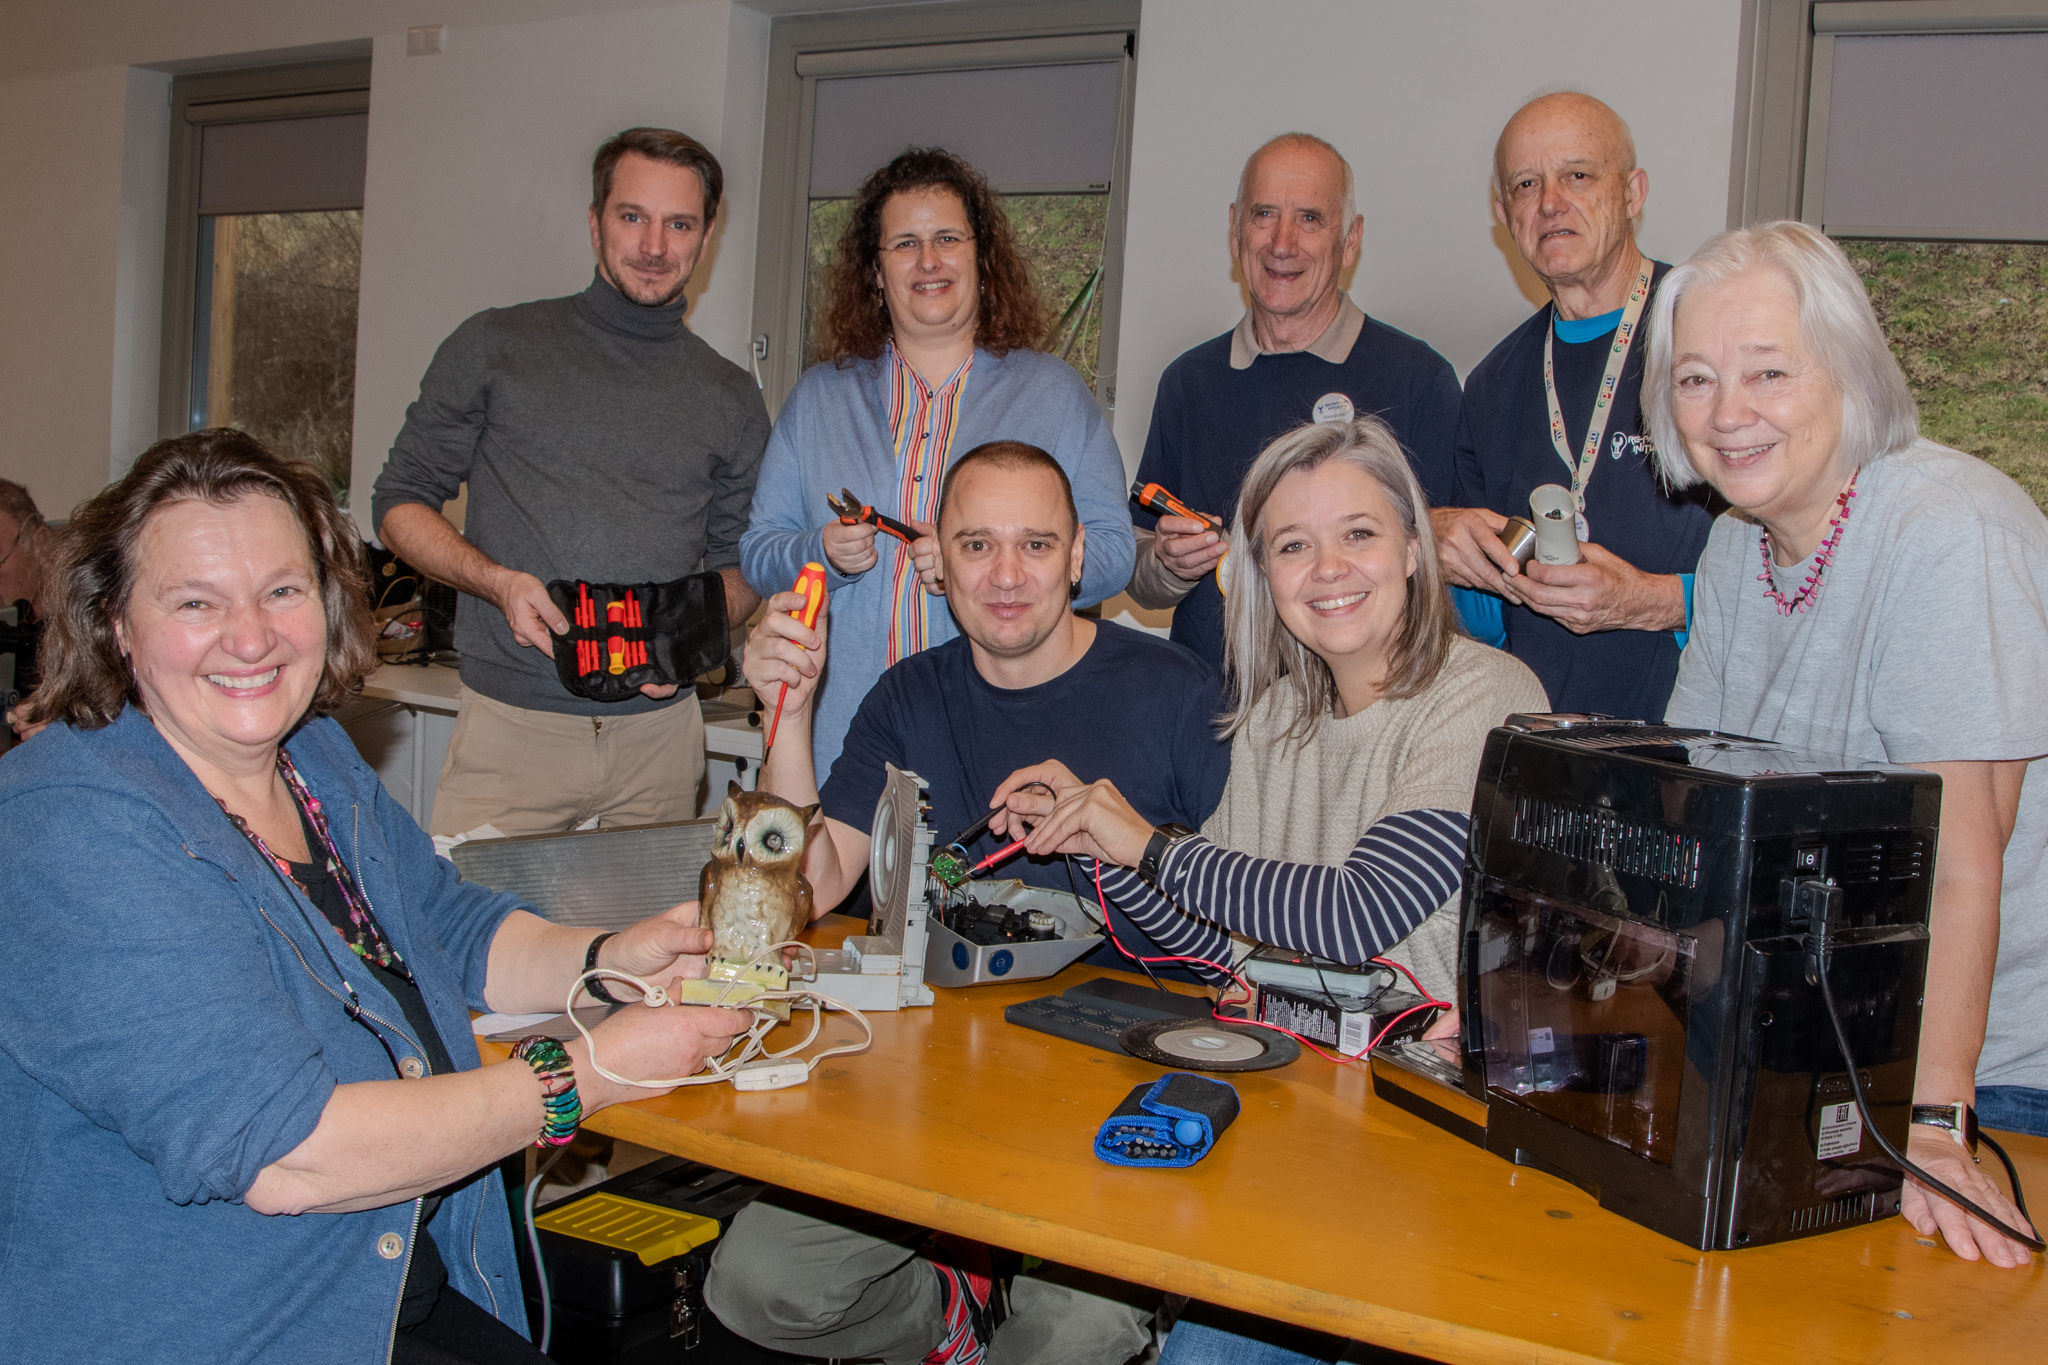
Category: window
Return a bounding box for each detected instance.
[1731,2,2048,508]
[752,4,1140,412]
[1842,239,2048,505]
[158,60,370,501]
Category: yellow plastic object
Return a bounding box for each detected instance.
[667,977,765,1008]
[534,1193,721,1266]
[707,957,790,992]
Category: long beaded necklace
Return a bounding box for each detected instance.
[1758,470,1859,615]
[215,749,411,979]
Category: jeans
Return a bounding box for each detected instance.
[1162,1317,1341,1365]
[1976,1084,2048,1139]
[1159,1304,1440,1365]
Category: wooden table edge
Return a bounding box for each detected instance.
[586,1103,1616,1365]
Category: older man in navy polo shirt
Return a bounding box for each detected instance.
[1128,132,1463,674]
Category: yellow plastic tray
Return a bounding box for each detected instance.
[534,1192,721,1266]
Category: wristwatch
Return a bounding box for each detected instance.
[1911,1102,1980,1158]
[1138,823,1198,884]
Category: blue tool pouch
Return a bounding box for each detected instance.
[1094,1073,1240,1168]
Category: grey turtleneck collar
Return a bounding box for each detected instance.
[572,269,691,341]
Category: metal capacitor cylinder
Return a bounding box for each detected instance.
[1496,517,1539,569]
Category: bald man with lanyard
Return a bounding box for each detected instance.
[1433,94,1713,719]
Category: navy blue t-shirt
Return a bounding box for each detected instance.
[1133,315,1463,673]
[1451,264,1714,719]
[820,621,1230,972]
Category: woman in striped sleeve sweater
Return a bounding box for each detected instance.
[995,414,1547,1012]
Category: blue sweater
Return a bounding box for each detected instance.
[1450,267,1715,718]
[0,710,528,1363]
[1132,317,1462,673]
[740,348,1136,781]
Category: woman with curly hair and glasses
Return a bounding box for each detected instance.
[740,147,1135,783]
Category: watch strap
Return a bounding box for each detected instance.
[1911,1102,1980,1158]
[1138,823,1197,884]
[583,932,624,1006]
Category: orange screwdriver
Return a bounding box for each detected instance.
[764,562,828,753]
[1131,479,1229,594]
[1131,479,1220,532]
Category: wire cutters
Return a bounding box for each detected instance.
[826,488,919,545]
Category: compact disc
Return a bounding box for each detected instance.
[1119,1018,1300,1072]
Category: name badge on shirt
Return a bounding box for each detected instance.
[1312,393,1355,425]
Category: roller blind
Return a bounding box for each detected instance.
[198,112,369,215]
[1820,32,2048,238]
[808,62,1122,195]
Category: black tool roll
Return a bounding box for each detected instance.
[546,572,728,703]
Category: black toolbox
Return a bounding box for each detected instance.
[524,1156,803,1364]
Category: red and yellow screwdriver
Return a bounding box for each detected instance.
[764,562,828,753]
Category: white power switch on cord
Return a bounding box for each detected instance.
[732,1060,810,1091]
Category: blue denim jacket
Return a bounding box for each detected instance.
[0,708,529,1363]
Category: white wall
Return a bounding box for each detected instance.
[0,0,768,529]
[110,67,171,481]
[1110,0,1748,469]
[1,0,1751,533]
[0,60,135,518]
[349,2,772,532]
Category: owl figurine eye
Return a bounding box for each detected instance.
[745,806,807,863]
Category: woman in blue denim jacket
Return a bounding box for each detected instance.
[0,431,746,1365]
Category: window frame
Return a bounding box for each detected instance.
[749,0,1142,416]
[156,58,371,441]
[1730,0,2048,236]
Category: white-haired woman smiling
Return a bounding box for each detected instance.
[1647,220,2048,1268]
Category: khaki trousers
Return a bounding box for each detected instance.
[428,686,706,837]
[705,1189,1156,1365]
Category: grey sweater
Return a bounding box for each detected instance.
[372,273,769,716]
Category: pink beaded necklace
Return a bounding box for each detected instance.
[1758,470,1859,615]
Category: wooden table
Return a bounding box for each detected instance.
[558,916,2046,1364]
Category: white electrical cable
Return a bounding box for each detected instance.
[522,1143,570,1353]
[563,941,873,1089]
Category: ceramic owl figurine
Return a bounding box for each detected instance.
[700,783,817,963]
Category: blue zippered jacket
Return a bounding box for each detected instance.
[0,708,528,1363]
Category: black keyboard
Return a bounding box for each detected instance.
[1004,977,1213,1055]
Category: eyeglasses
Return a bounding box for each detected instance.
[882,232,975,261]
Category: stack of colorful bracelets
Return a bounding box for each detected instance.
[511,1035,583,1147]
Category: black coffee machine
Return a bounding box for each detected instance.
[1459,715,1939,1249]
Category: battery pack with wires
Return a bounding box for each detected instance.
[1255,982,1435,1058]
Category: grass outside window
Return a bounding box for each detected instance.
[1841,239,2048,511]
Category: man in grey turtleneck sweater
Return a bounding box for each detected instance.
[372,128,767,838]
